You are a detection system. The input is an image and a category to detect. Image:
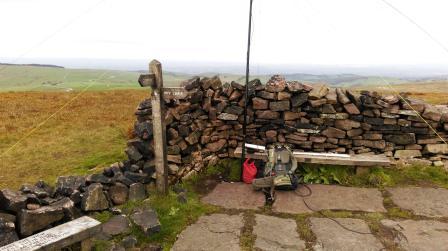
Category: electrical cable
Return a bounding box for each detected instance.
[0,71,108,158]
[0,0,108,75]
[294,184,374,235]
[379,0,448,56]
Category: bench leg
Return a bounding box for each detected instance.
[81,238,93,251]
[355,166,370,176]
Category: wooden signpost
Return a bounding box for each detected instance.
[139,60,169,195]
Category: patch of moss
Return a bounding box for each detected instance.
[205,159,241,182]
[93,211,113,223]
[295,214,316,248]
[128,186,217,250]
[240,212,256,251]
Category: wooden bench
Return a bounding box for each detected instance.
[234,147,391,168]
[0,216,101,251]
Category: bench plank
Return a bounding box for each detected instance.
[0,216,101,251]
[233,147,391,167]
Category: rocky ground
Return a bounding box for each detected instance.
[166,182,448,251]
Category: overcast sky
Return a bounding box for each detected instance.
[1,0,448,69]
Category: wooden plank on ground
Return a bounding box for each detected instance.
[0,216,101,251]
[233,147,391,167]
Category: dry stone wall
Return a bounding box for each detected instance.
[131,75,448,182]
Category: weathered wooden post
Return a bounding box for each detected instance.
[138,59,169,194]
[150,60,169,194]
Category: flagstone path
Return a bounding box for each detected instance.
[171,182,448,251]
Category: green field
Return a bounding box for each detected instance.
[0,65,194,92]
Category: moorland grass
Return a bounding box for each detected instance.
[0,90,149,189]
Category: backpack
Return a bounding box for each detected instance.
[264,144,298,190]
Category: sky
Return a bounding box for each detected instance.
[1,0,448,72]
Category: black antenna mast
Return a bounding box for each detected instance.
[241,0,254,170]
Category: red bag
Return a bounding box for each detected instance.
[243,158,257,184]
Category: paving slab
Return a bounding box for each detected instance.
[386,187,448,217]
[201,182,265,210]
[310,217,384,251]
[273,185,386,214]
[171,213,243,251]
[381,219,448,251]
[253,214,306,251]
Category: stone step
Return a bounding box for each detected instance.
[310,217,384,251]
[386,187,448,217]
[273,184,386,214]
[171,214,243,251]
[253,214,306,251]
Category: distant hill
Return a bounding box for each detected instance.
[0,63,64,68]
[0,64,447,92]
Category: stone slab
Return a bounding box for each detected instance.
[0,216,100,251]
[387,187,448,217]
[381,219,448,251]
[253,214,305,251]
[310,217,384,251]
[273,185,386,214]
[201,182,265,210]
[101,215,130,236]
[171,213,243,251]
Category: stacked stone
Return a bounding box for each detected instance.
[127,74,448,181]
[0,162,156,243]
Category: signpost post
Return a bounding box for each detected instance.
[139,59,169,195]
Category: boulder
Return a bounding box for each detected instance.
[86,173,113,185]
[217,113,238,121]
[394,150,422,159]
[309,85,329,100]
[102,215,131,236]
[321,127,346,139]
[130,209,161,236]
[125,146,143,162]
[277,91,291,101]
[422,106,442,122]
[257,91,276,100]
[55,176,86,197]
[17,205,64,236]
[291,93,309,107]
[252,97,269,110]
[81,183,109,211]
[325,89,337,104]
[384,133,416,145]
[269,101,290,111]
[180,77,200,91]
[334,120,361,131]
[206,139,227,152]
[344,103,361,115]
[353,140,386,149]
[109,183,129,205]
[423,144,448,154]
[265,75,286,92]
[129,183,146,201]
[286,81,313,92]
[0,189,27,213]
[51,197,79,221]
[255,110,280,120]
[0,212,16,223]
[224,106,243,115]
[0,218,18,246]
[284,112,300,121]
[336,88,350,104]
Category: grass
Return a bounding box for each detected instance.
[299,164,448,189]
[205,158,242,182]
[93,181,217,251]
[0,65,197,91]
[0,90,149,189]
